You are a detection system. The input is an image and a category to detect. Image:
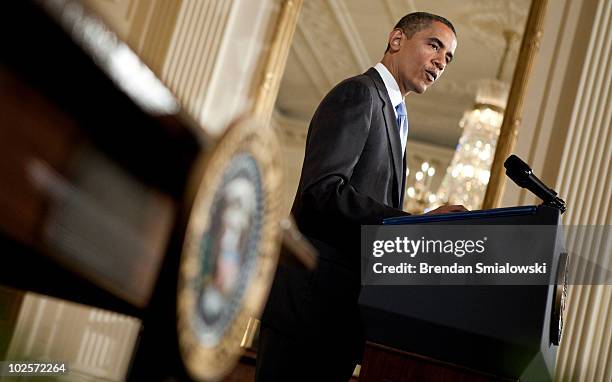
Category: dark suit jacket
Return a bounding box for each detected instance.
[291,67,410,267]
[260,68,410,360]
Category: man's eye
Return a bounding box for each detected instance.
[430,44,439,51]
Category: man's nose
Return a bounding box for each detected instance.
[433,56,445,71]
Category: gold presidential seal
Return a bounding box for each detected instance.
[177,117,282,381]
[551,251,568,346]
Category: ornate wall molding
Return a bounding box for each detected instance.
[456,0,531,53]
[298,0,360,88]
[429,79,481,99]
[272,110,308,143]
[6,294,140,381]
[290,29,329,98]
[271,111,308,216]
[81,0,137,41]
[129,0,182,75]
[327,0,370,72]
[553,0,611,379]
[382,0,416,27]
[279,1,532,149]
[162,0,234,124]
[82,0,182,76]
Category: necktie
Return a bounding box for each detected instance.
[395,102,408,156]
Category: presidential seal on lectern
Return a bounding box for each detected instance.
[177,117,283,381]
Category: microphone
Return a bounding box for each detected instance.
[504,155,566,213]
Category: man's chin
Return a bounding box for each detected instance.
[415,85,428,94]
[405,82,428,94]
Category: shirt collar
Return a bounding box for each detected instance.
[374,62,404,109]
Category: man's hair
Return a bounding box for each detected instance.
[386,12,456,52]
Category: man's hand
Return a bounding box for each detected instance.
[425,204,468,215]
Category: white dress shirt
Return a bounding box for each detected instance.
[374,63,408,155]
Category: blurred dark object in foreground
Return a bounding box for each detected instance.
[0,0,201,317]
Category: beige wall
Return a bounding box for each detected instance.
[3,293,140,382]
[501,0,597,207]
[82,0,285,136]
[271,112,307,216]
[500,0,610,380]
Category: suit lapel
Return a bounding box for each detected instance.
[366,68,403,208]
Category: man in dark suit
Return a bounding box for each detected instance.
[256,12,465,381]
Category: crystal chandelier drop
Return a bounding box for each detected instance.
[435,80,508,210]
[404,159,440,214]
[435,31,516,210]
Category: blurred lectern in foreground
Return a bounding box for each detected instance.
[0,1,317,381]
[359,158,569,381]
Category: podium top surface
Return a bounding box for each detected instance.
[383,205,538,225]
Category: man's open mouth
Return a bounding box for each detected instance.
[425,70,437,82]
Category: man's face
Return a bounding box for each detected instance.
[393,21,457,95]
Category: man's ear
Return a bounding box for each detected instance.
[388,29,403,51]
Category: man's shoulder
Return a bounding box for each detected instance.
[336,70,377,91]
[323,69,380,102]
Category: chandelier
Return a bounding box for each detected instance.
[404,159,441,214]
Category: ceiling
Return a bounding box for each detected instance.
[275,0,531,148]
